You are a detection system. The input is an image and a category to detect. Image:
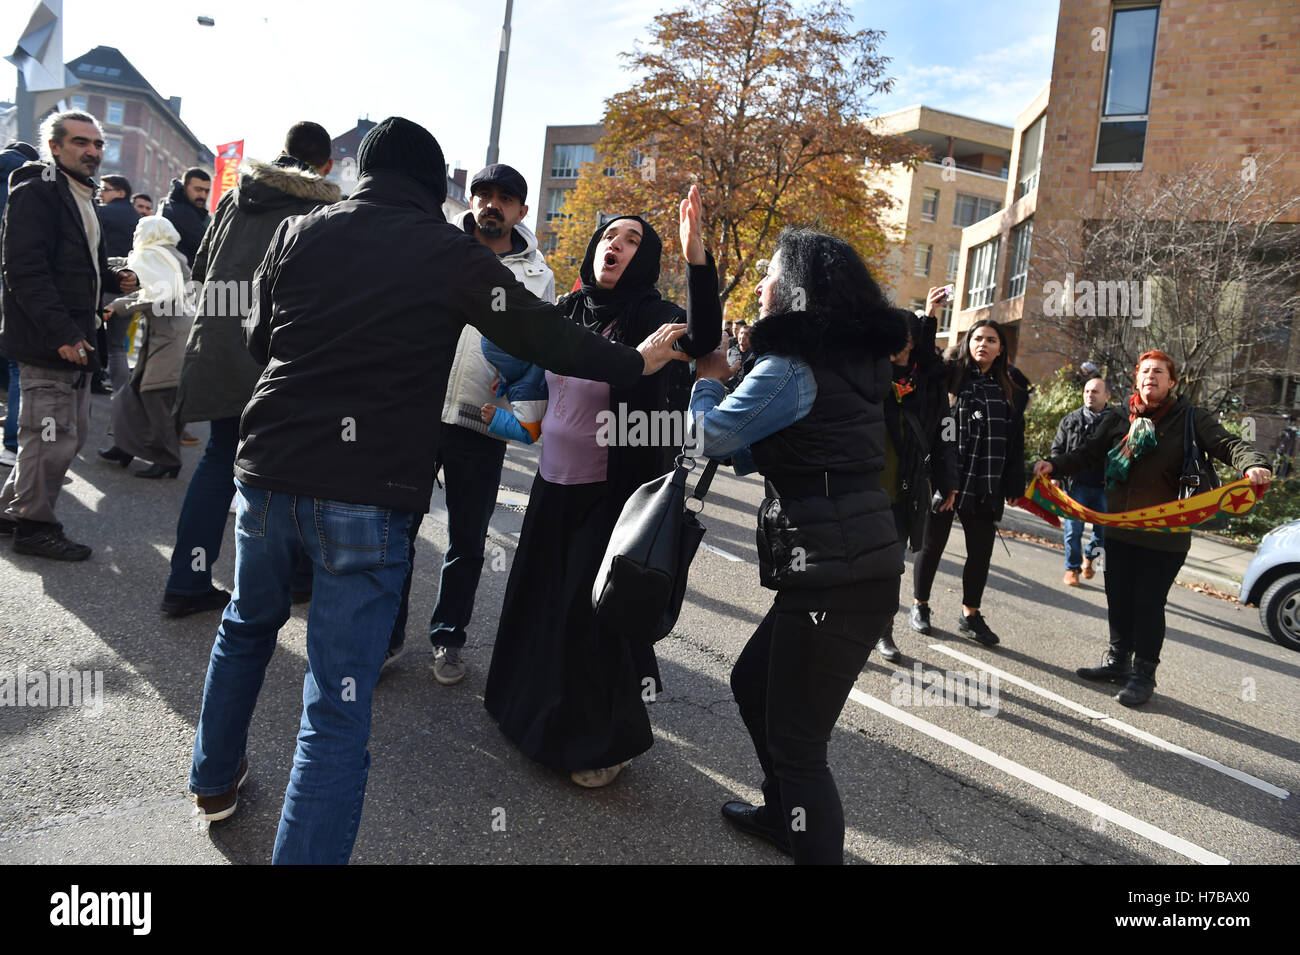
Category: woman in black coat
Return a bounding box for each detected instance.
[484,189,721,787]
[690,228,908,863]
[910,319,1030,647]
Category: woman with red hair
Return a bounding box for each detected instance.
[1034,351,1271,706]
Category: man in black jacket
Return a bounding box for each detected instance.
[161,121,340,619]
[0,112,137,559]
[1051,376,1113,585]
[187,117,687,864]
[96,173,140,389]
[159,167,210,264]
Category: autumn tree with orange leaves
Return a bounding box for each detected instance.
[552,0,925,317]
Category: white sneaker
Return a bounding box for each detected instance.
[0,448,15,468]
[570,761,630,788]
[431,645,466,686]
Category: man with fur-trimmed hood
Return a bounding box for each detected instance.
[160,122,341,619]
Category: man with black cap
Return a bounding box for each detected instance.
[391,162,555,686]
[186,116,689,864]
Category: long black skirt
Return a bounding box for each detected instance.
[484,472,659,772]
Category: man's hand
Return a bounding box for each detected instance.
[118,269,139,293]
[693,342,733,383]
[636,322,690,375]
[481,403,496,425]
[1034,460,1054,478]
[679,184,706,266]
[58,340,95,366]
[938,489,957,512]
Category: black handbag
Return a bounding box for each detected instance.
[592,450,719,645]
[1179,406,1222,500]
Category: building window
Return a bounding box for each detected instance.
[953,193,1001,227]
[1096,5,1159,166]
[103,136,122,166]
[946,247,960,281]
[143,149,150,174]
[938,301,953,333]
[1017,114,1044,199]
[106,100,124,125]
[908,298,926,314]
[550,143,596,179]
[69,94,87,112]
[965,238,1000,310]
[920,188,939,223]
[914,242,933,277]
[541,232,559,254]
[544,189,569,223]
[1006,219,1033,299]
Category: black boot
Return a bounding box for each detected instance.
[1116,658,1157,707]
[1076,645,1133,683]
[875,633,902,664]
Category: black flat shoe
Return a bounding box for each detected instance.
[97,446,132,467]
[721,801,792,856]
[134,463,180,479]
[875,634,903,664]
[160,586,230,618]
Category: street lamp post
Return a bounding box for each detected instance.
[485,0,513,166]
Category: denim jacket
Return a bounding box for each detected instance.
[688,354,818,474]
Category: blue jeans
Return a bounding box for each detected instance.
[4,360,18,452]
[1063,482,1106,571]
[189,479,414,864]
[391,423,505,650]
[167,417,310,595]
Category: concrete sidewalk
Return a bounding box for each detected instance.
[997,508,1255,594]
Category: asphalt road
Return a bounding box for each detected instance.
[1,400,1297,865]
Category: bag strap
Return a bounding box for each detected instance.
[691,458,720,502]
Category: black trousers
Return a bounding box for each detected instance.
[1102,536,1187,664]
[730,602,892,864]
[913,506,997,608]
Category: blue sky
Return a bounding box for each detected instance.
[4,1,1058,230]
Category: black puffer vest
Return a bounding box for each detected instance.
[747,307,908,601]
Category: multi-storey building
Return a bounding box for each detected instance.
[951,0,1300,442]
[866,106,1013,344]
[535,123,605,256]
[31,46,212,202]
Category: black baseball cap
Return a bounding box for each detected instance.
[470,163,528,204]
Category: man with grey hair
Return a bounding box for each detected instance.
[1051,376,1113,586]
[0,110,137,559]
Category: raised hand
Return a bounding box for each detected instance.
[679,184,706,266]
[637,322,691,375]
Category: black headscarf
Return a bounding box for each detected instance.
[574,215,663,339]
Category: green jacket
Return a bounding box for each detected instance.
[1047,395,1267,553]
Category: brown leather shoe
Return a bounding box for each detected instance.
[1063,570,1081,587]
[1082,558,1095,579]
[193,757,249,822]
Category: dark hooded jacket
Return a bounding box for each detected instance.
[0,161,129,370]
[159,177,211,265]
[747,303,909,609]
[558,215,722,512]
[96,195,139,258]
[235,170,648,515]
[175,158,342,423]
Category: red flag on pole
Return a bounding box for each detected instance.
[210,140,244,213]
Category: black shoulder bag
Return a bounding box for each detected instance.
[1179,406,1222,500]
[592,449,719,645]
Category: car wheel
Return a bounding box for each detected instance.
[1259,574,1300,652]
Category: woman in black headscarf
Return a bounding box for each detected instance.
[484,188,721,787]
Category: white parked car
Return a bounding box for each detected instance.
[1239,519,1300,651]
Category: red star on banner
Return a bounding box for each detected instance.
[1224,489,1252,512]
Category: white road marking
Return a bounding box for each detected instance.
[847,687,1231,865]
[700,541,746,562]
[929,644,1290,799]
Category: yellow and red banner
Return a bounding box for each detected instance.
[1012,475,1266,532]
[210,140,244,213]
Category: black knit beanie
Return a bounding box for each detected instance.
[356,116,447,204]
